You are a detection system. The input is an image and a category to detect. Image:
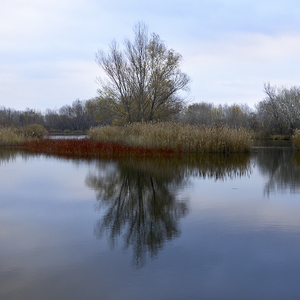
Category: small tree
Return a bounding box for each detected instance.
[88,22,190,124]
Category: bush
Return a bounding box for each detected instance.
[23,124,48,138]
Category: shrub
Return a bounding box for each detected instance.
[18,138,174,157]
[22,124,48,138]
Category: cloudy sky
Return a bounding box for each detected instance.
[1,0,300,111]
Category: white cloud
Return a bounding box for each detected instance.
[1,0,300,110]
[179,32,300,106]
[0,59,99,110]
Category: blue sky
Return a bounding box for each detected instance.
[1,0,300,111]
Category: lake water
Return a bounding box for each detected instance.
[1,142,300,299]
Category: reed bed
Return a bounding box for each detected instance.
[0,127,26,146]
[18,138,175,158]
[88,122,253,153]
[0,125,48,146]
[292,129,300,150]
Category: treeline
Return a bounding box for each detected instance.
[0,100,97,132]
[177,83,300,136]
[1,83,300,136]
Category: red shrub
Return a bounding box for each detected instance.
[18,138,175,158]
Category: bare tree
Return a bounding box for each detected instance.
[256,83,300,134]
[89,22,190,124]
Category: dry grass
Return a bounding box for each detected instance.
[0,127,26,146]
[292,129,300,149]
[0,125,48,146]
[88,122,253,153]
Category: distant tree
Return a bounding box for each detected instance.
[256,83,300,134]
[44,100,96,131]
[44,109,60,130]
[88,22,190,124]
[19,109,44,126]
[0,107,18,126]
[181,102,214,125]
[223,104,253,128]
[179,102,255,129]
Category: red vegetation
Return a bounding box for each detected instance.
[18,138,175,158]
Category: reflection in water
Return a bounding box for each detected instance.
[0,148,19,165]
[86,158,188,267]
[86,154,251,267]
[254,149,300,195]
[2,147,300,298]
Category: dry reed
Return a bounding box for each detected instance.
[0,127,26,146]
[88,122,253,153]
[0,125,48,146]
[292,129,300,150]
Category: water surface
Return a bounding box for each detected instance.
[1,145,300,299]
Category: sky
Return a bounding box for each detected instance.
[1,0,300,111]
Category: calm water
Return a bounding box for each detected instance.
[1,143,300,299]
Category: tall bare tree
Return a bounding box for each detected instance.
[256,83,300,134]
[88,22,190,124]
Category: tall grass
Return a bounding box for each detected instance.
[0,125,48,146]
[292,129,300,149]
[88,122,253,153]
[0,127,26,146]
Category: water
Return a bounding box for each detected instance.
[1,144,300,299]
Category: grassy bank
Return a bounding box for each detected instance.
[88,122,253,153]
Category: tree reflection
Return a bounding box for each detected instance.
[86,154,251,267]
[86,158,188,267]
[254,149,300,195]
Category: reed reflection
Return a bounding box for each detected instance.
[86,154,251,267]
[0,148,19,165]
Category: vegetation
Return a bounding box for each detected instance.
[0,127,26,146]
[86,22,190,124]
[0,124,48,146]
[88,122,253,153]
[292,129,300,149]
[2,26,300,146]
[22,124,48,138]
[17,138,174,157]
[2,82,300,141]
[256,83,300,135]
[0,100,96,132]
